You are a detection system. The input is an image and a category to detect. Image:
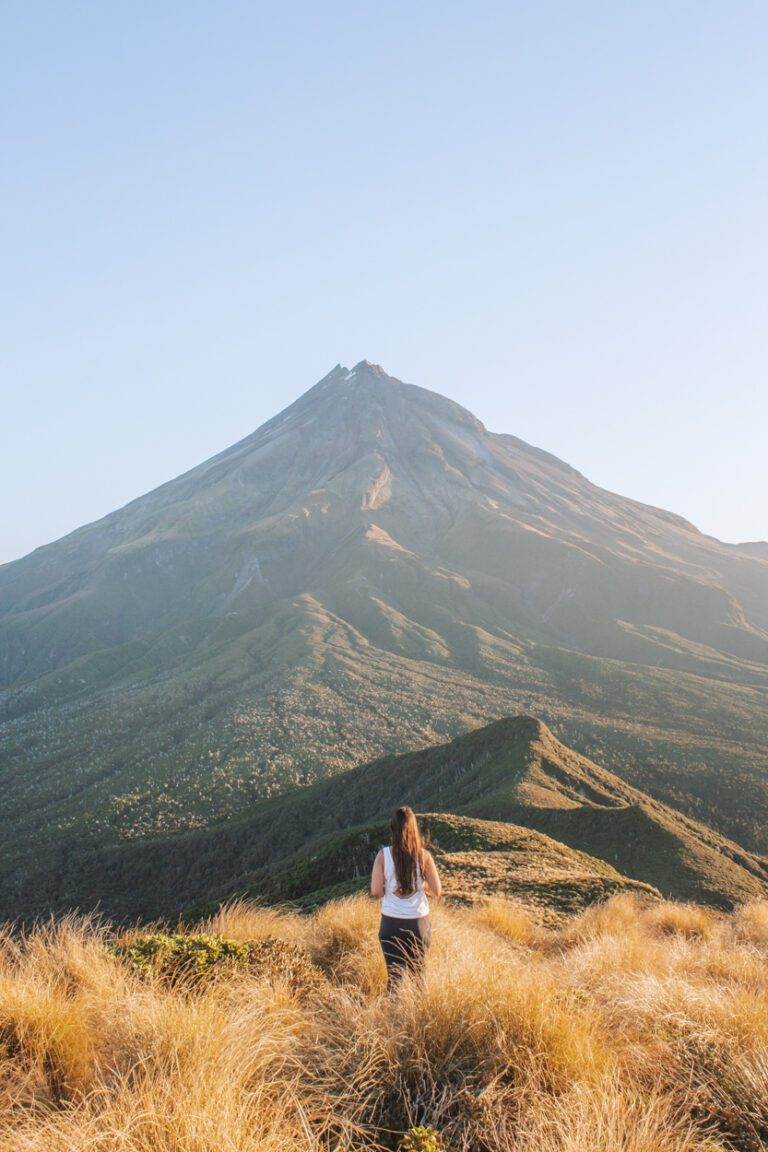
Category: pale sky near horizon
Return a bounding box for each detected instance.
[2,1,767,565]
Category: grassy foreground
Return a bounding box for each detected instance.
[2,893,768,1151]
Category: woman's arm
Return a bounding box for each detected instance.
[423,851,443,898]
[370,849,385,898]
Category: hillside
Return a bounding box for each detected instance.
[4,894,768,1152]
[214,812,660,925]
[2,361,768,915]
[11,716,767,921]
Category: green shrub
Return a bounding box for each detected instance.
[109,932,322,989]
[399,1126,445,1152]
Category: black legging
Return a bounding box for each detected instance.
[379,915,431,987]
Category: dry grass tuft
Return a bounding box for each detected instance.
[309,894,384,991]
[642,901,719,940]
[468,895,543,947]
[198,897,307,944]
[560,891,647,945]
[732,899,768,949]
[1,893,767,1150]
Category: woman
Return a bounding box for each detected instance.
[370,806,442,988]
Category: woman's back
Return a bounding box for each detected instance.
[371,807,441,988]
[380,845,430,919]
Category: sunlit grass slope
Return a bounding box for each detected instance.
[2,893,768,1150]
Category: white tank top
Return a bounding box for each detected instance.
[381,846,430,919]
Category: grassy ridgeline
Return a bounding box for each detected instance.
[2,894,768,1150]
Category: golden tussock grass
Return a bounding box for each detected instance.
[464,895,543,948]
[1,893,768,1150]
[198,897,308,945]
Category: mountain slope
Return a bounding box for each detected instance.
[222,812,661,925]
[1,362,768,914]
[10,717,767,921]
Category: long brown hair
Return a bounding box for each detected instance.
[390,806,425,897]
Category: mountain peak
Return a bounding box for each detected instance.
[303,360,399,394]
[337,360,406,389]
[352,359,389,376]
[332,360,397,387]
[292,361,484,441]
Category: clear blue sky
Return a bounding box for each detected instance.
[2,1,767,564]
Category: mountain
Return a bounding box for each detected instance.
[7,716,768,921]
[1,362,768,916]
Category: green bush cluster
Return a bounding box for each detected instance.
[109,932,322,990]
[399,1126,445,1152]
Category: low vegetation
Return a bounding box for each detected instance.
[13,718,767,925]
[2,892,768,1150]
[109,931,321,990]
